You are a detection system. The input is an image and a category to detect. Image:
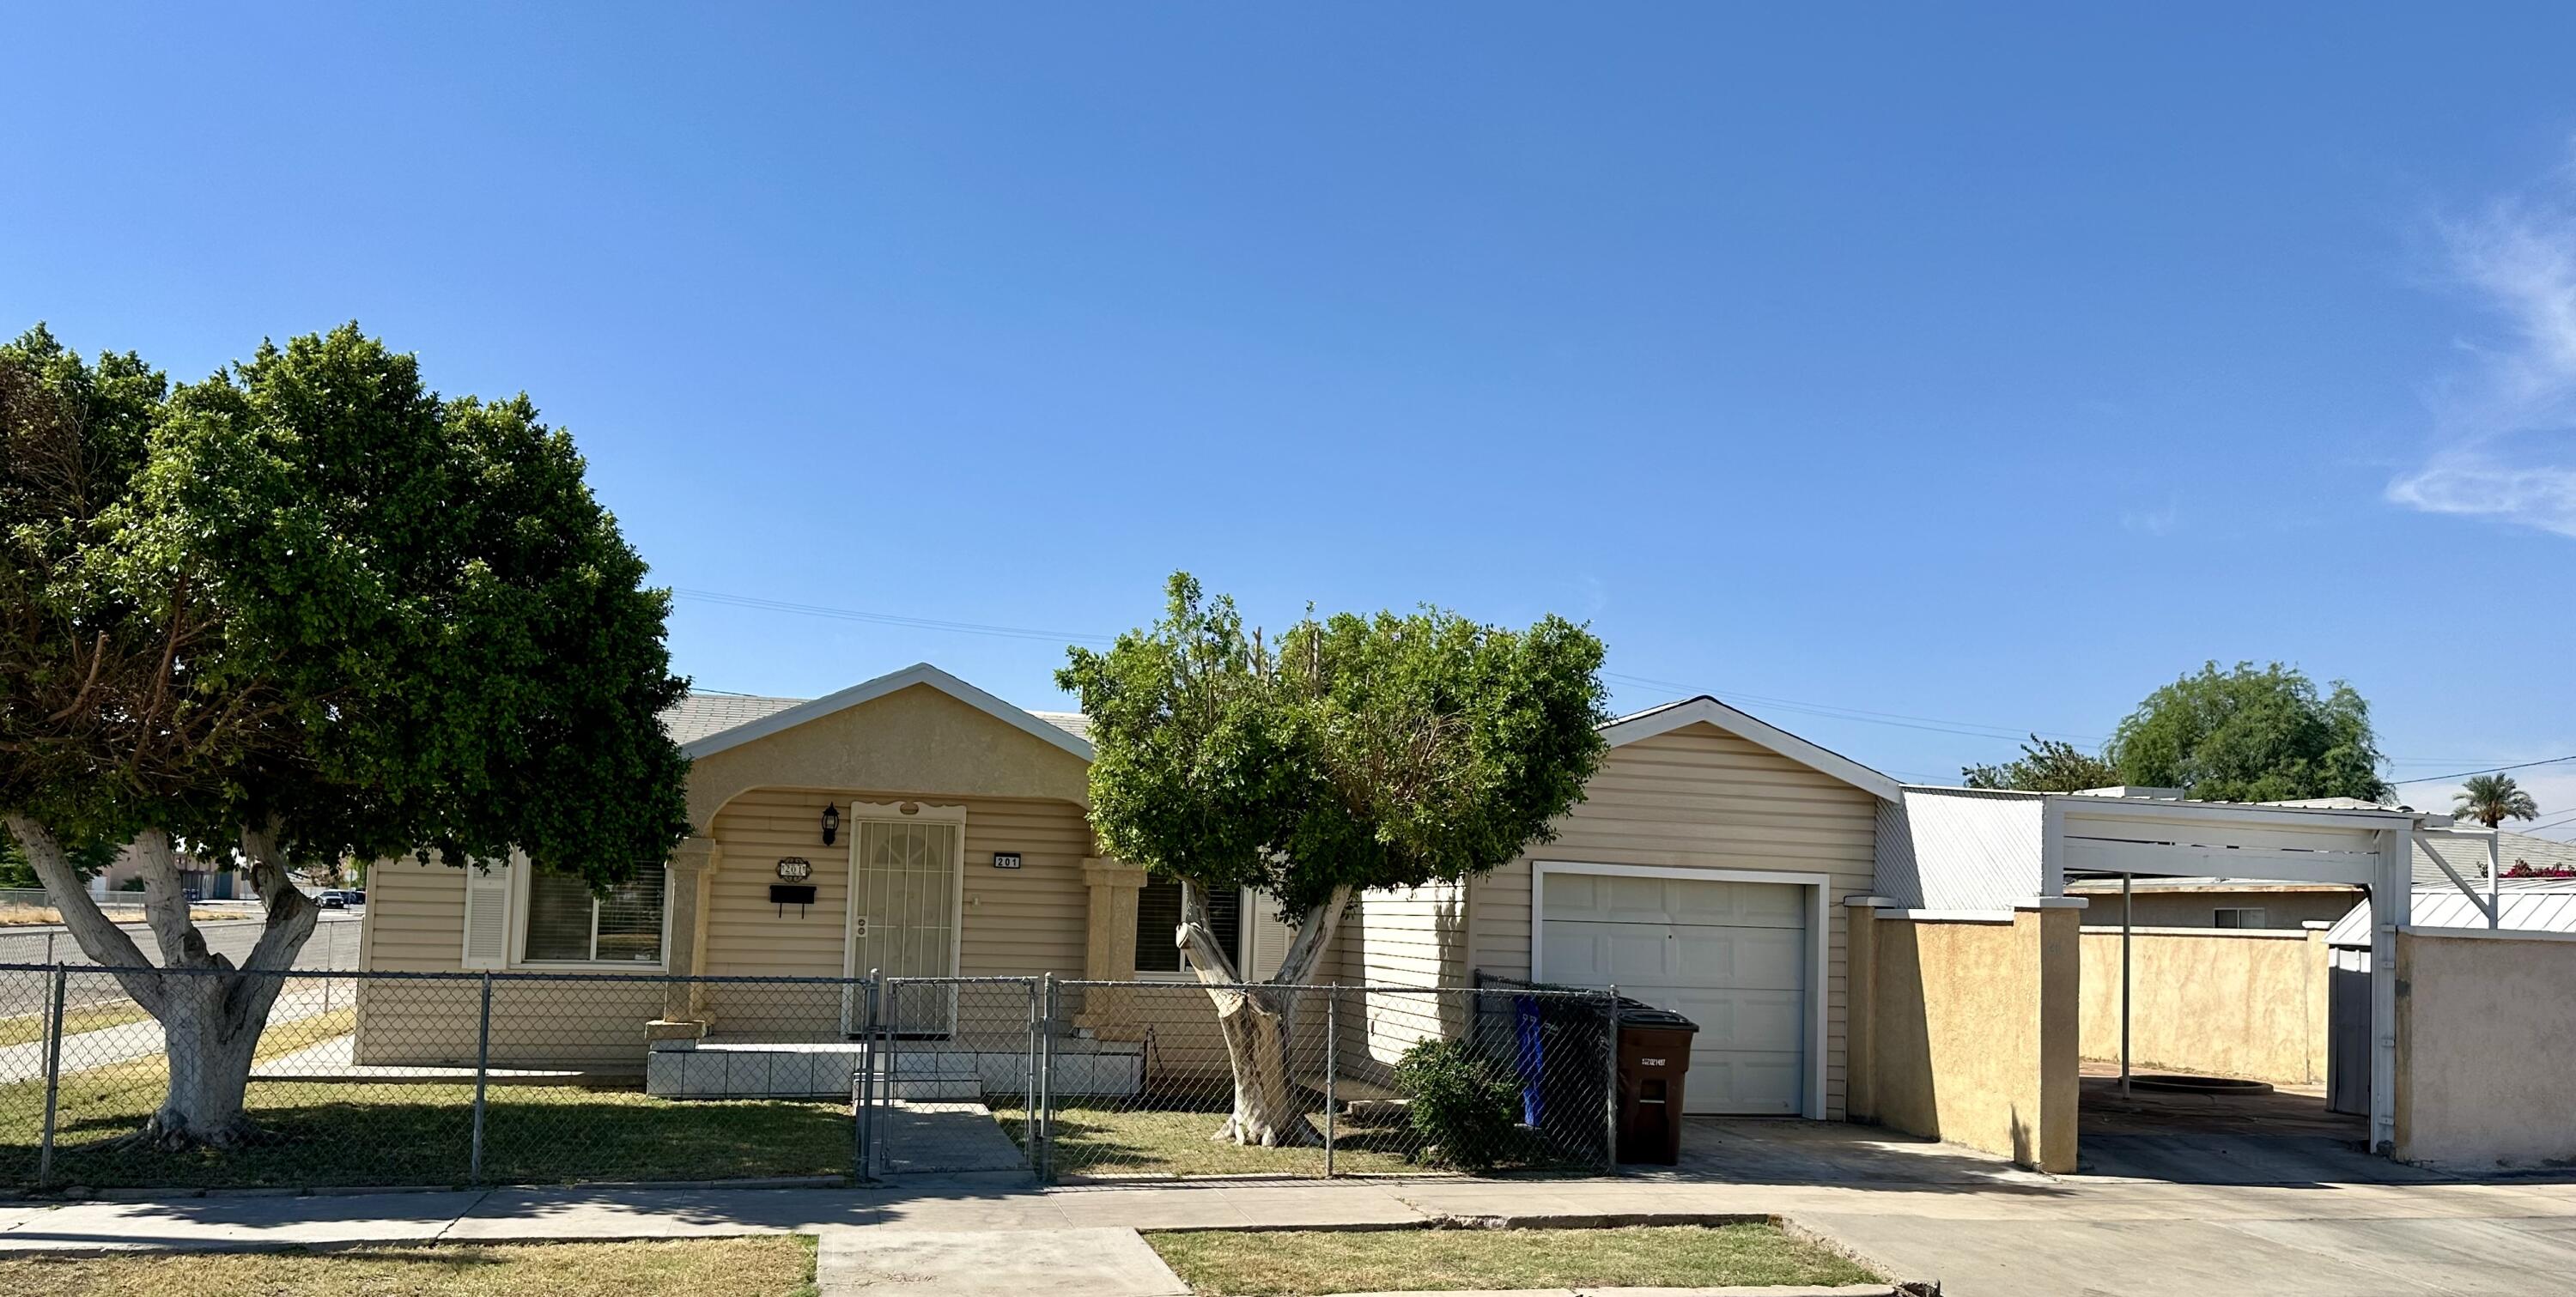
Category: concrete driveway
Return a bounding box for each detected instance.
[1676,1117,2576,1296]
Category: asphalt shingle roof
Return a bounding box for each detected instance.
[657,693,808,746]
[657,692,1094,749]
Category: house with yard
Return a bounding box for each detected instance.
[351,661,1899,1124]
[348,661,2576,1178]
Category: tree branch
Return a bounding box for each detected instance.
[130,828,213,971]
[3,815,165,1015]
[1269,884,1353,987]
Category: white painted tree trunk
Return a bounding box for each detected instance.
[1183,882,1354,1148]
[3,815,319,1150]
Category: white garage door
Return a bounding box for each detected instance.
[1540,870,1808,1116]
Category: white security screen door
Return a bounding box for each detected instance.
[849,816,962,1035]
[1540,870,1810,1115]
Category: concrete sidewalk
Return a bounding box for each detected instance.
[3,1170,2575,1295]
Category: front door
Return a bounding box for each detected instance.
[848,814,962,1035]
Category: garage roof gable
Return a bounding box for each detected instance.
[1603,697,1903,803]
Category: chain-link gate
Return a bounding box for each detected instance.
[860,976,1043,1177]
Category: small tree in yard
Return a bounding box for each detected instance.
[1058,573,1609,1148]
[0,324,689,1151]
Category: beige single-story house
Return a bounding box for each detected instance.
[352,661,1904,1121]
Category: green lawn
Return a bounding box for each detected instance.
[1145,1225,1883,1295]
[993,1100,1600,1179]
[0,1236,818,1297]
[0,1011,858,1189]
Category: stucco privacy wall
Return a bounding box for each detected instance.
[1852,906,2079,1173]
[2068,887,2360,930]
[2394,928,2576,1170]
[2076,927,2330,1086]
[1470,722,1876,1119]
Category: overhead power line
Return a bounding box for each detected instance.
[2389,755,2576,787]
[670,585,2547,768]
[672,588,1116,646]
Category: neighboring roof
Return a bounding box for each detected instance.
[1603,697,1903,803]
[2266,796,2427,813]
[2326,877,2576,945]
[2066,877,2358,894]
[1029,711,1091,742]
[659,692,808,746]
[676,663,1096,762]
[2412,827,2576,886]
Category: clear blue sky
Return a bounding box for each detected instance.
[8,5,2575,832]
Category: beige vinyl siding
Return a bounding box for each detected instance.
[701,788,1094,1036]
[1469,722,1877,1120]
[352,855,664,1070]
[1333,882,1469,1084]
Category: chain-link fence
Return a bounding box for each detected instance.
[0,962,1618,1192]
[1022,979,1614,1181]
[0,963,879,1191]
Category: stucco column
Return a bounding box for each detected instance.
[1079,858,1149,1036]
[2019,899,2084,1174]
[1843,896,1890,1124]
[1081,858,1149,979]
[659,835,721,1029]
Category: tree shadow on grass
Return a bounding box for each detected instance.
[1,1085,857,1190]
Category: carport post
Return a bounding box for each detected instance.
[2488,833,2500,930]
[2370,826,2411,1154]
[2120,873,2132,1098]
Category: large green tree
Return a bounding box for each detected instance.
[0,324,690,1149]
[2107,662,2390,803]
[1961,664,2391,802]
[1059,574,1609,1147]
[1962,736,2118,792]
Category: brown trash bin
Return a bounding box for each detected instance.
[1613,1001,1700,1165]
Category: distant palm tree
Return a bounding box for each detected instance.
[2456,773,2540,829]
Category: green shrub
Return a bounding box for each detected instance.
[1392,1038,1522,1170]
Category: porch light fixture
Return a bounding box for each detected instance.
[821,802,840,846]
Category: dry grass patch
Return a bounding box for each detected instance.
[0,905,239,927]
[0,1236,817,1297]
[1145,1224,1881,1295]
[0,1003,155,1049]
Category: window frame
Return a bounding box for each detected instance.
[1132,879,1253,983]
[511,862,673,970]
[2212,906,2267,930]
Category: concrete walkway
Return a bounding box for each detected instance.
[1,1168,2574,1294]
[0,990,351,1084]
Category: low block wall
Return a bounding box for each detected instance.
[2076,927,2330,1086]
[1852,906,2078,1173]
[2395,928,2576,1171]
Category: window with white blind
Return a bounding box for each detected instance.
[520,866,667,964]
[1133,879,1245,979]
